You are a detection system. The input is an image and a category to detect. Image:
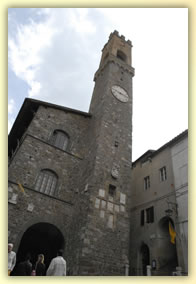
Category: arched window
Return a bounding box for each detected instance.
[35,169,58,196]
[116,50,127,62]
[51,130,69,151]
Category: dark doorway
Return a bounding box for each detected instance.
[158,217,178,275]
[14,222,64,272]
[140,244,150,275]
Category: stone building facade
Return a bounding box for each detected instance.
[8,31,134,276]
[130,130,188,276]
[8,31,188,276]
[171,133,188,273]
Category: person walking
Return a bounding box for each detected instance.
[8,243,16,276]
[35,254,46,276]
[16,253,32,276]
[46,249,66,276]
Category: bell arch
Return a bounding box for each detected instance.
[116,50,127,62]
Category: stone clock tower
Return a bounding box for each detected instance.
[8,30,187,276]
[8,30,134,276]
[74,30,135,275]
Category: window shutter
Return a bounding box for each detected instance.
[141,210,144,226]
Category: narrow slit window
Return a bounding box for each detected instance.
[144,176,150,190]
[141,210,144,226]
[109,184,116,196]
[160,166,167,182]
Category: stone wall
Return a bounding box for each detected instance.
[171,136,188,274]
[8,31,135,275]
[75,39,134,274]
[8,104,91,273]
[130,147,178,275]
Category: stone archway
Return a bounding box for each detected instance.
[157,217,178,275]
[12,222,65,274]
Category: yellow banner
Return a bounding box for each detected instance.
[17,182,26,195]
[169,221,176,244]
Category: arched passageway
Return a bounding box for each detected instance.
[12,222,65,274]
[157,217,178,275]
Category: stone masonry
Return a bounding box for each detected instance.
[8,31,135,275]
[8,30,188,276]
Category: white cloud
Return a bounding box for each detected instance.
[8,14,57,98]
[8,99,15,114]
[97,8,188,159]
[68,8,96,34]
[8,8,188,159]
[28,81,42,98]
[8,99,16,133]
[8,117,15,133]
[8,9,97,109]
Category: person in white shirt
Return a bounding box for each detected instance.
[8,243,16,275]
[46,249,66,276]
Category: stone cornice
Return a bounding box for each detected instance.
[8,180,73,206]
[94,54,135,81]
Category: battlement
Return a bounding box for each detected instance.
[102,30,132,51]
[109,30,133,46]
[100,30,133,68]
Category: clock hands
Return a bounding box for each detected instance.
[112,85,128,102]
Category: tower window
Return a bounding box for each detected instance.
[35,169,58,196]
[144,176,150,190]
[116,50,127,62]
[109,184,116,196]
[51,130,69,151]
[114,141,119,147]
[159,166,167,182]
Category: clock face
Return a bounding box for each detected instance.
[111,85,129,102]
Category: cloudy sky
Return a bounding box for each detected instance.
[8,8,188,161]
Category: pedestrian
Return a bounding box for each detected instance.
[16,253,32,276]
[46,249,66,276]
[8,243,16,276]
[35,254,46,276]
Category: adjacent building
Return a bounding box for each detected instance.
[130,130,188,276]
[171,132,188,273]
